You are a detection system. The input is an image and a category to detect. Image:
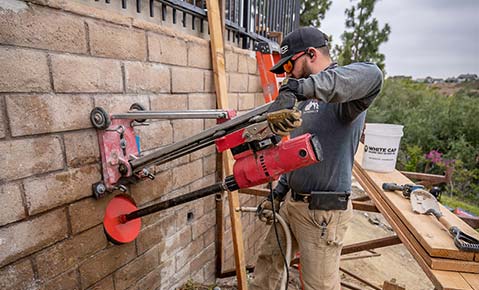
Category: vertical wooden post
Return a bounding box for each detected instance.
[205,0,248,289]
[220,0,225,38]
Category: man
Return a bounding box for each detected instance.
[251,27,383,290]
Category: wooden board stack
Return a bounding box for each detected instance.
[353,143,479,290]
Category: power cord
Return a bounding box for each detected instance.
[268,182,289,290]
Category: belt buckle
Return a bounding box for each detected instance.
[292,191,310,203]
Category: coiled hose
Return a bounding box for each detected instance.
[236,207,292,290]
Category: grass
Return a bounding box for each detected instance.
[440,195,479,216]
[178,280,215,290]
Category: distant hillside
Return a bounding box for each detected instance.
[430,80,479,96]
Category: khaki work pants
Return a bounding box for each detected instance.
[250,197,353,290]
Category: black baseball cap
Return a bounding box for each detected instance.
[270,27,329,74]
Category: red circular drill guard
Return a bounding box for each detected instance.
[103,194,141,244]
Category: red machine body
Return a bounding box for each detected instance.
[231,133,321,189]
[215,128,246,152]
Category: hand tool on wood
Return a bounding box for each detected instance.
[383,182,479,252]
[382,182,424,198]
[410,189,479,252]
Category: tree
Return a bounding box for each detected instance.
[334,0,391,71]
[300,0,332,27]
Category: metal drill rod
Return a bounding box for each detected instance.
[141,137,216,168]
[123,182,225,222]
[144,120,272,167]
[112,110,230,120]
[130,103,270,172]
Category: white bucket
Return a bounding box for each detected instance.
[361,123,404,173]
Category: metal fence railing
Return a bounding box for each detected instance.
[92,0,300,49]
[226,0,300,48]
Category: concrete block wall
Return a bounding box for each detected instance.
[0,0,268,289]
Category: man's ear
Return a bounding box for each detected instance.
[307,48,315,58]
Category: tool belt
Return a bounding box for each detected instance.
[292,191,350,211]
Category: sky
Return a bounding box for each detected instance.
[319,0,479,79]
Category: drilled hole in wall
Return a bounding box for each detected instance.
[187,212,194,223]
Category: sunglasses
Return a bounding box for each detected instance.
[283,49,309,74]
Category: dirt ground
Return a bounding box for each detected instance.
[430,80,479,96]
[339,209,434,289]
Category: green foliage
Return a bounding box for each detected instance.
[400,145,426,172]
[367,79,479,202]
[441,195,479,217]
[334,0,391,71]
[444,136,476,169]
[300,0,332,27]
[448,161,479,204]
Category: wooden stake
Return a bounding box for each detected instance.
[205,0,248,289]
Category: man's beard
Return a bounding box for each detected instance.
[295,58,312,79]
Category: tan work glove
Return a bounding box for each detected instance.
[256,198,281,225]
[267,109,302,136]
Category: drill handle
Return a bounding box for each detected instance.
[382,182,404,192]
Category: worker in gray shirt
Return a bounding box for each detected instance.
[252,27,383,290]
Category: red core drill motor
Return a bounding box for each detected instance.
[91,103,323,244]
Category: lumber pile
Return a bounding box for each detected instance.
[353,143,479,290]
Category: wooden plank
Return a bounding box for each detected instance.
[341,281,363,290]
[352,166,474,289]
[456,215,479,229]
[340,267,382,290]
[341,236,402,255]
[400,171,446,184]
[461,272,479,290]
[352,200,380,212]
[351,195,372,202]
[431,270,475,290]
[354,165,479,273]
[355,143,478,261]
[205,0,247,288]
[429,256,479,274]
[239,187,269,197]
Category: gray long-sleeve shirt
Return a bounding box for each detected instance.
[275,62,383,198]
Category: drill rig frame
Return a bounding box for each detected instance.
[90,103,323,244]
